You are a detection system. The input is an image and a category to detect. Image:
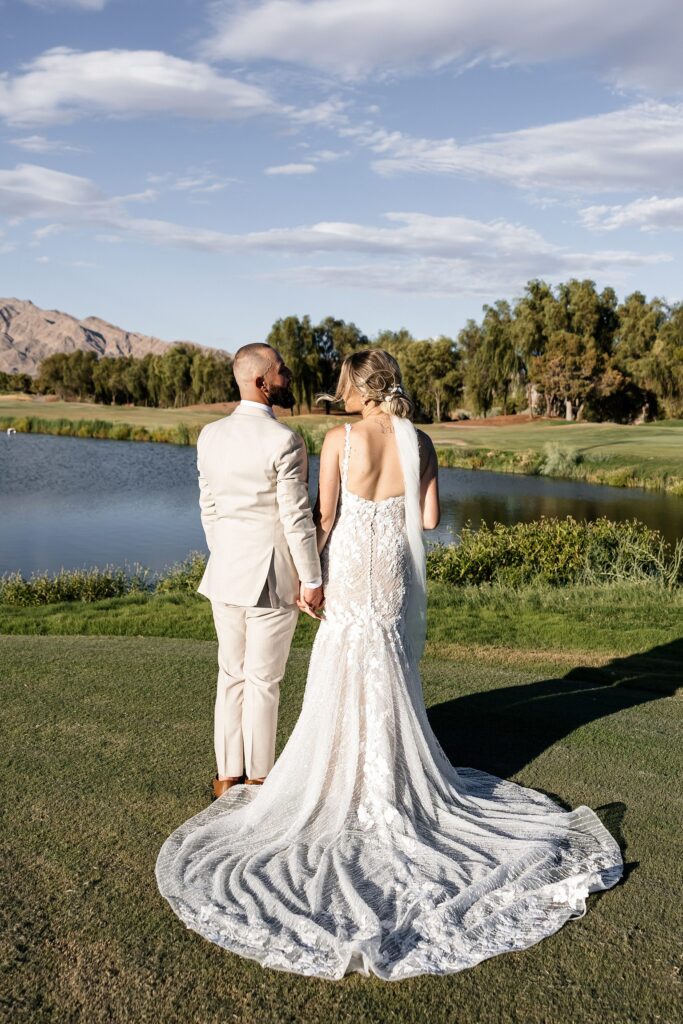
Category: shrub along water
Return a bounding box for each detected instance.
[427,517,683,588]
[2,519,681,606]
[433,443,683,495]
[0,563,154,606]
[0,415,201,446]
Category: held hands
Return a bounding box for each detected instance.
[297,582,325,620]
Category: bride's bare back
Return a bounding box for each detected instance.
[346,416,405,501]
[314,412,439,553]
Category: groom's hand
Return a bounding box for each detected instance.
[303,584,324,610]
[298,582,324,619]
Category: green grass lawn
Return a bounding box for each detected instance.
[431,417,683,470]
[0,396,228,430]
[2,583,681,1023]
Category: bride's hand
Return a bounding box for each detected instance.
[296,597,324,620]
[298,582,325,620]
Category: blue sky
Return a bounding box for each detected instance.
[1,0,683,352]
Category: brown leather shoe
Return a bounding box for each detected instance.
[212,775,243,798]
[245,777,265,785]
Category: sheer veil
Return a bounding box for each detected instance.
[391,414,427,660]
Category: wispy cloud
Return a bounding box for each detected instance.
[204,0,683,93]
[309,149,347,163]
[0,47,279,126]
[2,163,667,296]
[9,133,86,154]
[146,168,237,195]
[581,196,683,232]
[355,102,683,194]
[264,162,317,175]
[21,0,108,9]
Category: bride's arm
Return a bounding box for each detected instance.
[418,431,440,529]
[313,426,344,554]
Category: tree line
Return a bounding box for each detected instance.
[2,278,681,421]
[267,280,683,422]
[29,345,236,408]
[458,279,683,422]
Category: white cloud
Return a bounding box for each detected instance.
[0,47,279,126]
[9,134,85,154]
[259,242,670,297]
[0,163,103,220]
[33,222,67,239]
[581,196,683,231]
[361,102,683,194]
[204,0,683,93]
[1,163,667,296]
[286,98,349,128]
[309,148,347,163]
[264,162,317,175]
[22,0,108,9]
[147,168,237,195]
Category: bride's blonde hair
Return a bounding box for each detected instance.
[321,349,413,418]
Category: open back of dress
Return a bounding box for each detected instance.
[156,419,623,980]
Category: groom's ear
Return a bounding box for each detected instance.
[255,374,265,389]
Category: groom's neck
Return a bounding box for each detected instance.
[238,386,271,407]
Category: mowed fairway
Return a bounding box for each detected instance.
[0,395,228,431]
[2,586,681,1024]
[429,418,683,476]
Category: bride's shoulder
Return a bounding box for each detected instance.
[320,424,347,449]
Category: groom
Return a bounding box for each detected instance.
[195,343,323,798]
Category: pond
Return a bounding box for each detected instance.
[1,432,681,577]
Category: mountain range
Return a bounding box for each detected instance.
[0,298,216,377]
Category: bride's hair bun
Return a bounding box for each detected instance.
[318,349,414,418]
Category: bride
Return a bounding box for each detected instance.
[155,349,623,981]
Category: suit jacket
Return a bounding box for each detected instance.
[195,404,321,607]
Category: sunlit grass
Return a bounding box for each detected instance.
[1,582,681,1022]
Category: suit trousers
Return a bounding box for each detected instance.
[210,596,298,780]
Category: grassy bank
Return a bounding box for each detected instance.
[2,397,682,493]
[1,581,681,1023]
[3,519,681,607]
[429,418,683,495]
[1,580,682,662]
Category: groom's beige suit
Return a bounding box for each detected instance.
[196,401,321,780]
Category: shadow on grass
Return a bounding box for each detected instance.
[426,637,682,884]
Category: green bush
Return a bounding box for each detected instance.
[154,551,207,594]
[0,563,154,606]
[3,518,681,606]
[110,422,133,441]
[8,415,33,433]
[426,517,682,589]
[539,443,584,477]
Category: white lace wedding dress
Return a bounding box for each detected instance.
[156,419,623,981]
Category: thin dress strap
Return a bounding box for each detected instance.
[341,422,352,492]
